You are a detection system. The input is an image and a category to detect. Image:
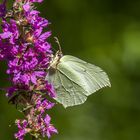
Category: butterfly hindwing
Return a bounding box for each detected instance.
[47,70,87,108]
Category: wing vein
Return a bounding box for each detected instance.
[58,69,87,97]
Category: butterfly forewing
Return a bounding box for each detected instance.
[58,55,111,95]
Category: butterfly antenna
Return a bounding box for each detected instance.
[54,37,62,53]
[52,47,57,53]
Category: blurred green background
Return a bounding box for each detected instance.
[0,0,140,139]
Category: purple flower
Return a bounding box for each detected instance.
[25,10,49,29]
[0,0,6,18]
[36,98,55,114]
[6,87,17,97]
[15,120,29,140]
[23,2,30,12]
[0,19,19,44]
[14,94,57,140]
[33,29,52,53]
[0,0,58,139]
[0,40,11,60]
[42,114,58,139]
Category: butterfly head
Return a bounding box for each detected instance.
[48,37,63,70]
[49,50,63,71]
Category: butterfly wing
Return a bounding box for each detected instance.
[46,55,111,108]
[47,69,87,107]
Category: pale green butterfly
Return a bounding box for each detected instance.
[46,38,111,108]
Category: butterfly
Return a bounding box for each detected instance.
[46,38,111,108]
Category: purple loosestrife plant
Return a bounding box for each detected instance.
[0,0,6,18]
[0,0,57,139]
[0,0,111,140]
